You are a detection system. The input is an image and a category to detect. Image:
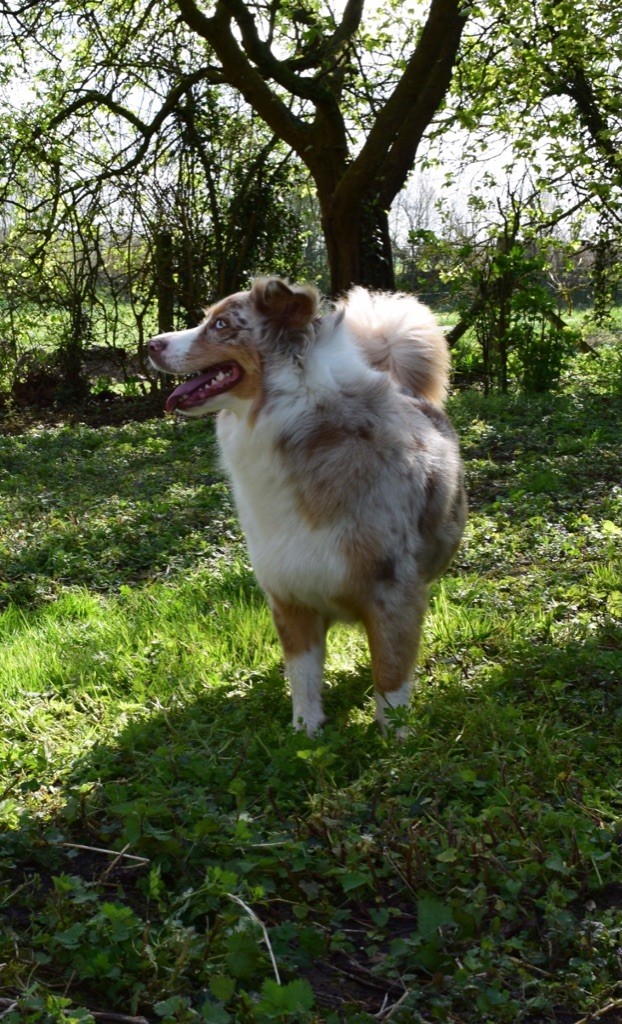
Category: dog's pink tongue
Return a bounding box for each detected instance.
[165,363,243,413]
[166,374,214,413]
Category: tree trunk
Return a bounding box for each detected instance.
[322,195,395,296]
[156,230,175,333]
[359,200,394,292]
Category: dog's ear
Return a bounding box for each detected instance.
[251,277,319,329]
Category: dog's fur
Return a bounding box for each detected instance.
[149,277,466,733]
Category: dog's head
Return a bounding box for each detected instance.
[149,277,320,417]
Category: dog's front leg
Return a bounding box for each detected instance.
[268,596,328,734]
[286,646,327,734]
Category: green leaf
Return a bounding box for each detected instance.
[53,921,86,949]
[545,853,571,875]
[209,975,236,1003]
[257,978,314,1014]
[340,870,370,892]
[436,848,459,863]
[416,896,454,939]
[200,1003,232,1024]
[225,930,263,980]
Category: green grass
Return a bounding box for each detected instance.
[0,349,621,1023]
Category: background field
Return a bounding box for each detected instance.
[1,349,621,1023]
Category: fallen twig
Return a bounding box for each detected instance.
[572,998,622,1024]
[91,1013,150,1023]
[374,988,416,1020]
[0,1000,150,1024]
[54,841,150,866]
[227,892,281,985]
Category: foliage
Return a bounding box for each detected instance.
[471,243,580,392]
[591,223,622,325]
[438,0,622,322]
[451,0,622,212]
[401,184,593,391]
[0,78,310,386]
[2,0,622,392]
[0,0,469,293]
[506,311,577,393]
[1,349,621,1021]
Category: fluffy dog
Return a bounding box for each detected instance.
[149,277,466,733]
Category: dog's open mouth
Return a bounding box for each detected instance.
[166,362,243,413]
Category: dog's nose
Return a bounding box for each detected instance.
[149,336,168,355]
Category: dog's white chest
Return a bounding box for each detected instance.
[217,412,348,613]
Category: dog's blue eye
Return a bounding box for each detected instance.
[214,318,227,330]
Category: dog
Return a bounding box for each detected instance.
[149,277,466,734]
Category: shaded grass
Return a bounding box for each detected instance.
[0,348,621,1022]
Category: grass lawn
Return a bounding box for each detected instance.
[0,349,621,1023]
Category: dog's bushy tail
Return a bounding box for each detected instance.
[340,287,450,406]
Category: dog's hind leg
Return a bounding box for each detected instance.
[364,588,428,733]
[269,596,328,734]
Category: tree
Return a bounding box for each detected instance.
[3,0,621,312]
[0,0,470,296]
[0,5,313,399]
[172,0,469,293]
[409,0,622,371]
[446,0,622,245]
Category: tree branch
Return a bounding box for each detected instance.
[174,0,315,153]
[333,0,470,216]
[219,0,335,99]
[557,60,622,182]
[41,68,223,140]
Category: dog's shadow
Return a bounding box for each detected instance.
[9,657,385,886]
